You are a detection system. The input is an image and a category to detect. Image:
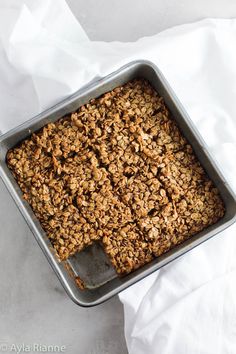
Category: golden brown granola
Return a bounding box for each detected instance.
[102,224,153,275]
[7,79,225,275]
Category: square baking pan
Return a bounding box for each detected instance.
[0,60,236,307]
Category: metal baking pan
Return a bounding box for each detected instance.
[0,60,236,307]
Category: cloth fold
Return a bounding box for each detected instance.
[0,1,236,353]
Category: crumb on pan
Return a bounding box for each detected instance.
[75,276,85,290]
[7,79,225,275]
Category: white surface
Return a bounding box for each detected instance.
[0,1,236,354]
[67,0,236,41]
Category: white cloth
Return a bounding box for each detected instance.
[0,2,236,353]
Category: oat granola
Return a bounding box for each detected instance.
[7,79,225,275]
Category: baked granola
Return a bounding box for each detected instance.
[7,79,225,274]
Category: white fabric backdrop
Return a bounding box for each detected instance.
[0,1,236,353]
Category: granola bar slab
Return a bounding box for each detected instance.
[7,79,225,274]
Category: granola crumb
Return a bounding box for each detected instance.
[75,276,85,290]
